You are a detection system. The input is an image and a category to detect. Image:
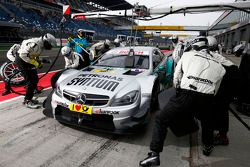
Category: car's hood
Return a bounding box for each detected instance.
[59,66,149,97]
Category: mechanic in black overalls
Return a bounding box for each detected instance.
[139,36,226,167]
[16,33,56,109]
[238,46,250,115]
[207,36,240,146]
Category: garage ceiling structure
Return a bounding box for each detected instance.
[85,0,133,10]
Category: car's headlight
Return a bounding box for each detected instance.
[55,85,62,97]
[111,90,139,107]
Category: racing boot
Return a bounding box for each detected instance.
[23,100,41,109]
[2,89,11,96]
[139,151,160,167]
[202,145,214,156]
[34,88,42,94]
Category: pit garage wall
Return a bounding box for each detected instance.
[209,22,250,54]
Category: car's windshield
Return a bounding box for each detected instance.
[95,52,149,69]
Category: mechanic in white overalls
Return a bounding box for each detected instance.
[114,38,126,47]
[140,36,226,167]
[171,36,185,64]
[2,44,21,96]
[89,39,111,61]
[61,46,85,70]
[16,33,56,109]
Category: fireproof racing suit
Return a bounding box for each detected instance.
[64,52,85,70]
[150,50,226,153]
[89,41,109,60]
[172,41,185,64]
[174,50,226,94]
[67,36,89,67]
[2,44,21,95]
[16,37,44,101]
[7,44,20,62]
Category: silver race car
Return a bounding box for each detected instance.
[43,46,174,133]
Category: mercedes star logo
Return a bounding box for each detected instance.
[76,94,86,104]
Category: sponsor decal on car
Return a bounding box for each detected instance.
[94,68,114,73]
[66,74,123,92]
[116,50,149,55]
[94,108,119,115]
[69,103,92,115]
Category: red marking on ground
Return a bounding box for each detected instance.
[0,71,56,103]
[161,49,173,55]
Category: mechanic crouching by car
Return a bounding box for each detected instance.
[16,33,56,109]
[61,46,85,70]
[139,36,226,167]
[2,43,20,96]
[67,29,89,67]
[89,39,111,61]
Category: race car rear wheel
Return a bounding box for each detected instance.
[0,61,25,86]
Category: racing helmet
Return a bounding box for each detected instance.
[190,36,208,51]
[114,38,120,47]
[105,39,111,46]
[77,29,85,37]
[104,39,111,48]
[43,33,56,50]
[171,35,179,44]
[207,36,218,49]
[61,46,72,57]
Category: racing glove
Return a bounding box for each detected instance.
[30,59,43,69]
[67,37,73,42]
[38,61,43,69]
[77,42,84,47]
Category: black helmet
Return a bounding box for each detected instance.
[43,33,56,50]
[171,35,178,44]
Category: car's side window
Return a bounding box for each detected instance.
[152,50,162,69]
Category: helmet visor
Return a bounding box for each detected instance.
[44,40,52,50]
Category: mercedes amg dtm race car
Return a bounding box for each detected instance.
[43,46,174,133]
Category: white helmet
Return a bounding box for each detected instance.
[114,38,120,47]
[61,46,71,57]
[114,38,120,43]
[43,33,56,49]
[207,36,218,48]
[105,39,111,46]
[190,36,208,51]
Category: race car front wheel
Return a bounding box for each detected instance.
[0,61,25,86]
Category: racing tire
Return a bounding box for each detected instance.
[0,61,25,86]
[150,81,160,112]
[51,69,67,89]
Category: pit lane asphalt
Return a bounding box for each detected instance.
[0,90,190,167]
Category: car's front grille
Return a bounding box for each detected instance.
[55,106,115,131]
[63,90,109,106]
